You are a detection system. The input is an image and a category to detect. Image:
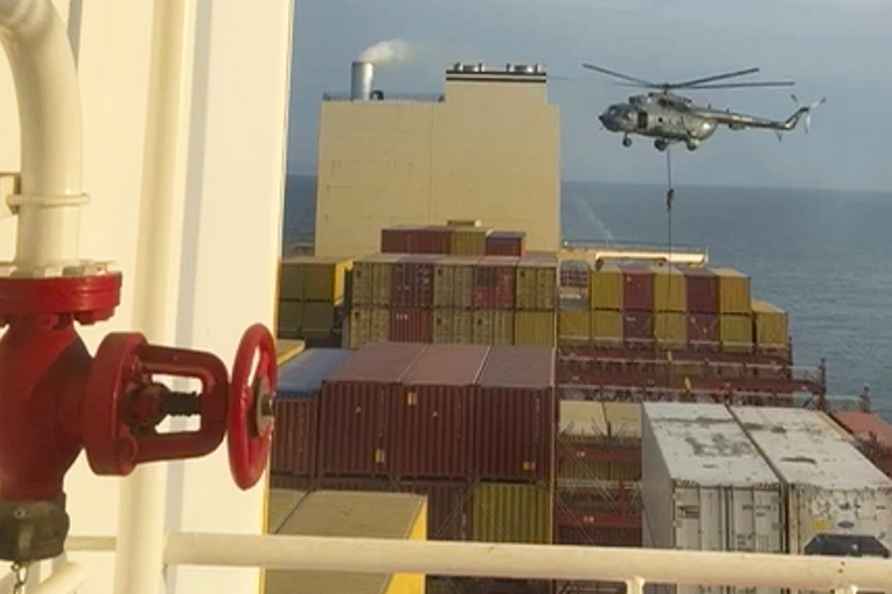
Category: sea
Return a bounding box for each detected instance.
[283,174,892,419]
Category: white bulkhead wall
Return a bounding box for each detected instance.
[0,1,294,592]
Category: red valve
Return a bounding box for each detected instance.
[227,324,277,490]
[82,333,229,475]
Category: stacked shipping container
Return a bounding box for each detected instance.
[831,411,892,478]
[381,224,527,257]
[277,257,352,345]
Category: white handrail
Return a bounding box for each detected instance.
[164,532,891,591]
[28,562,87,594]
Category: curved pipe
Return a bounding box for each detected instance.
[0,0,84,271]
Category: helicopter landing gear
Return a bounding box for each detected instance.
[654,139,669,152]
[622,135,632,148]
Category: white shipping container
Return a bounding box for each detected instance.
[731,406,892,557]
[642,403,784,594]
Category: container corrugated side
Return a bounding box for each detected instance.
[832,411,892,450]
[272,398,319,477]
[684,267,719,313]
[433,257,478,308]
[652,265,686,312]
[731,406,892,556]
[475,347,556,483]
[389,345,488,479]
[621,265,654,312]
[486,231,527,257]
[473,257,518,310]
[604,402,642,480]
[473,310,514,345]
[515,311,557,347]
[391,308,433,343]
[654,312,687,348]
[623,311,653,344]
[301,301,336,332]
[470,482,553,544]
[642,403,784,594]
[277,301,303,337]
[517,254,558,311]
[590,264,623,310]
[558,401,610,480]
[279,257,352,303]
[433,309,455,344]
[720,314,753,351]
[558,310,591,342]
[392,256,437,308]
[451,227,490,256]
[688,313,719,345]
[592,310,623,343]
[752,299,788,347]
[714,267,752,314]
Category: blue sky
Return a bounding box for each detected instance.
[286,0,891,191]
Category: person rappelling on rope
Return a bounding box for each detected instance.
[666,187,674,212]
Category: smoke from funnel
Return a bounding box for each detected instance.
[358,39,412,65]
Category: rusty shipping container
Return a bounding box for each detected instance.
[687,313,719,345]
[320,343,426,477]
[382,226,452,255]
[391,308,434,343]
[485,231,527,257]
[390,345,489,479]
[623,311,653,344]
[473,257,518,310]
[470,482,553,544]
[683,267,719,313]
[433,257,478,309]
[272,349,353,477]
[474,346,556,483]
[516,253,558,310]
[621,265,654,311]
[392,255,437,308]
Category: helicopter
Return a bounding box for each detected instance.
[584,64,826,151]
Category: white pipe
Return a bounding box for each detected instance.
[66,535,117,552]
[0,0,86,273]
[28,562,88,594]
[164,533,892,592]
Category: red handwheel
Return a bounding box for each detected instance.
[227,324,277,489]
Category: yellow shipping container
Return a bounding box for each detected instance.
[590,263,623,310]
[752,299,789,347]
[266,490,427,594]
[559,310,591,342]
[470,483,552,544]
[603,402,641,440]
[450,227,489,256]
[720,314,754,351]
[433,257,478,308]
[514,311,556,347]
[592,310,623,343]
[654,312,687,348]
[279,257,352,302]
[652,265,686,312]
[714,267,752,314]
[516,255,559,310]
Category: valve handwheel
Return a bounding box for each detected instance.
[227,324,277,490]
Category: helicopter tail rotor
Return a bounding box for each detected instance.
[790,94,827,134]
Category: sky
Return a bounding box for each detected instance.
[286,0,891,191]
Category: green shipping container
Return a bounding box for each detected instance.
[353,255,401,307]
[277,300,303,337]
[470,483,553,544]
[514,311,556,347]
[434,309,473,344]
[349,307,371,349]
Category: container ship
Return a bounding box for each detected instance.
[0,2,889,593]
[267,61,892,594]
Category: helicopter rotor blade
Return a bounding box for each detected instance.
[666,67,760,88]
[582,63,658,87]
[682,81,796,90]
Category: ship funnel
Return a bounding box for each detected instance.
[351,61,374,101]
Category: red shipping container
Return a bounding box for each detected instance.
[684,268,720,313]
[473,257,518,310]
[831,412,892,450]
[473,346,556,483]
[688,313,719,344]
[486,231,527,257]
[390,345,488,480]
[391,308,434,343]
[320,343,426,477]
[381,226,417,253]
[414,227,452,255]
[392,255,437,308]
[271,398,319,477]
[623,311,653,342]
[298,476,470,540]
[621,265,654,311]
